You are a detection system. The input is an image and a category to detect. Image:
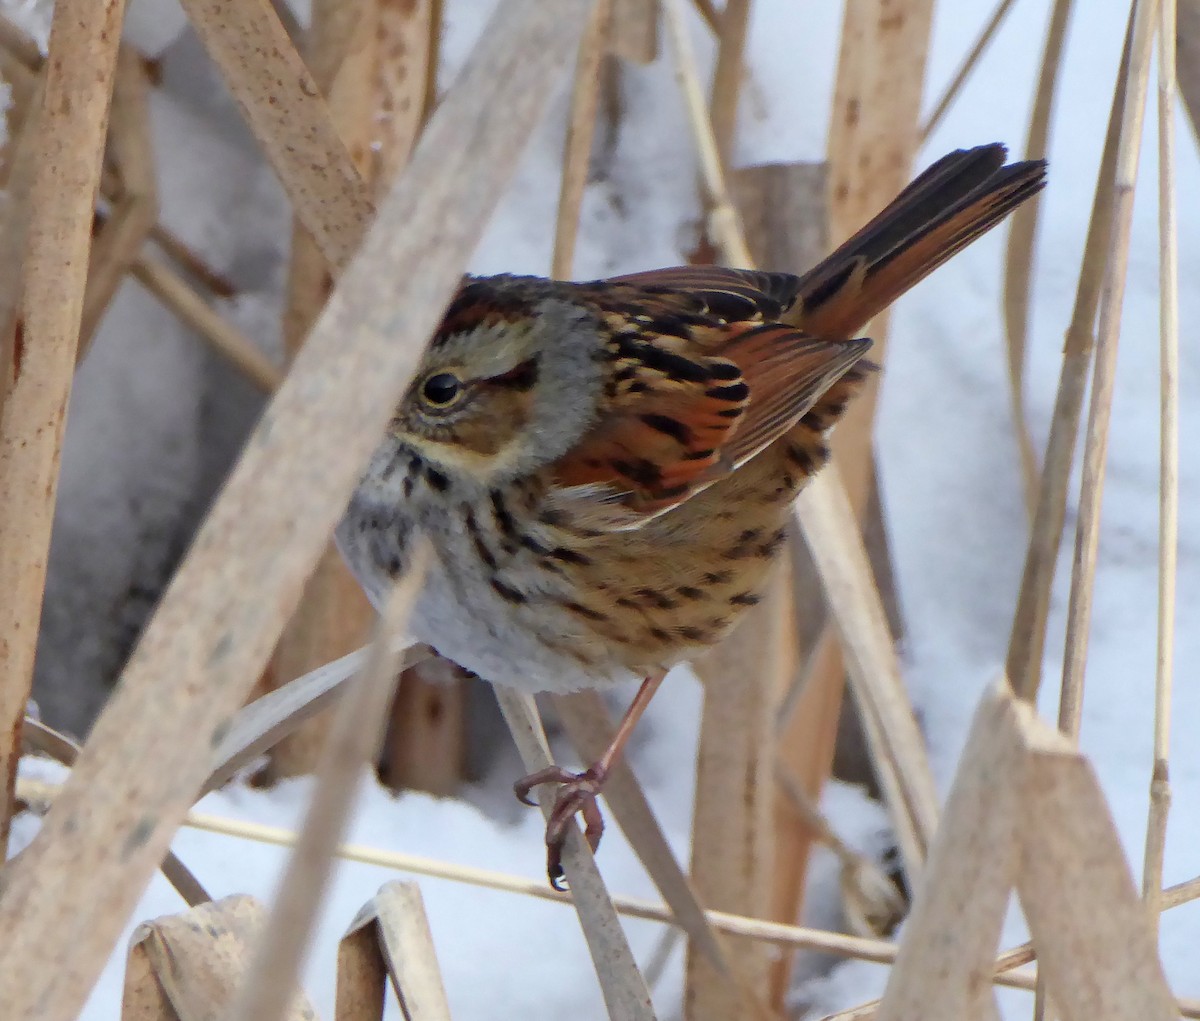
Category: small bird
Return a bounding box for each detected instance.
[337,143,1045,886]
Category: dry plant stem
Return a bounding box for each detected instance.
[78,48,157,353]
[660,0,753,267]
[919,0,1020,143]
[796,468,938,885]
[148,222,237,297]
[1176,0,1200,139]
[0,0,128,855]
[129,256,285,392]
[19,717,211,908]
[692,0,722,33]
[104,793,1038,991]
[1003,0,1075,517]
[708,0,752,171]
[1006,10,1132,702]
[264,0,381,781]
[176,0,374,270]
[24,765,1200,1013]
[1058,0,1159,735]
[226,546,428,1021]
[0,75,43,413]
[552,690,740,981]
[1142,0,1178,923]
[552,0,612,279]
[495,688,656,1021]
[206,642,431,792]
[338,881,453,1021]
[0,5,591,1017]
[664,0,936,883]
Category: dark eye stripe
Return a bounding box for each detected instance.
[489,358,539,392]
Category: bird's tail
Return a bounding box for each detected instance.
[789,143,1047,338]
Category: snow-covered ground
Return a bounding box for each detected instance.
[5,0,1199,1017]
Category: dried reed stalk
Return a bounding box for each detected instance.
[0,0,128,853]
[338,881,453,1021]
[778,0,934,945]
[226,547,428,1021]
[1175,0,1200,137]
[0,73,42,415]
[206,642,431,793]
[1006,10,1132,701]
[708,0,752,170]
[19,716,211,908]
[122,895,322,1021]
[1002,0,1075,516]
[1058,0,1158,732]
[688,568,793,1019]
[552,690,746,986]
[260,0,385,781]
[78,48,157,353]
[495,687,657,1021]
[552,0,612,278]
[662,0,936,916]
[0,5,591,1017]
[919,0,1020,143]
[24,761,1200,1010]
[876,685,1025,1020]
[129,256,284,392]
[610,0,658,63]
[1142,0,1178,926]
[176,0,374,269]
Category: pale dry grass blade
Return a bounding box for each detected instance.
[227,547,428,1021]
[1006,10,1132,702]
[122,895,319,1021]
[919,0,1020,143]
[795,469,939,883]
[264,0,390,783]
[26,766,1200,1010]
[339,881,453,1021]
[0,0,129,852]
[1002,0,1075,517]
[688,568,793,1019]
[129,256,285,392]
[19,718,211,908]
[876,684,1028,1021]
[610,0,658,63]
[0,72,42,414]
[663,0,937,892]
[1017,719,1177,1020]
[1175,0,1200,138]
[708,0,752,170]
[206,643,432,794]
[494,687,657,1021]
[78,48,157,353]
[1059,0,1159,735]
[0,5,592,1017]
[1142,0,1178,926]
[552,691,739,979]
[553,0,613,279]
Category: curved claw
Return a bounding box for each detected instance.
[512,765,575,807]
[515,765,609,888]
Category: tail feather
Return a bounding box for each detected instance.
[789,143,1047,337]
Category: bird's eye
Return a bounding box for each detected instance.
[420,371,463,409]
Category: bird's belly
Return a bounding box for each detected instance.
[407,567,641,694]
[335,502,640,694]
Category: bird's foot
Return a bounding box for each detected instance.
[513,763,608,890]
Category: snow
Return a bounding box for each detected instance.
[4,0,1200,1017]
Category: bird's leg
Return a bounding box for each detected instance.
[513,670,668,888]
